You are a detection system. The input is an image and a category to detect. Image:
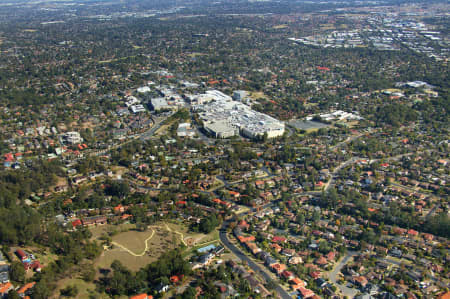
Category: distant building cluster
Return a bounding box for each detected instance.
[150,86,186,111]
[193,90,285,139]
[289,13,448,61]
[311,110,363,122]
[125,95,146,114]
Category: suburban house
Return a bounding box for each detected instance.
[129,294,153,299]
[82,215,107,226]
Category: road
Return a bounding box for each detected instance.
[139,115,168,141]
[426,203,440,220]
[327,250,358,298]
[88,115,168,157]
[194,126,216,145]
[323,152,415,192]
[219,222,292,299]
[330,133,364,151]
[381,257,403,266]
[324,157,361,191]
[387,181,442,220]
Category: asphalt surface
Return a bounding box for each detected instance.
[324,156,361,191]
[330,133,363,151]
[219,222,293,299]
[139,115,167,141]
[327,251,358,297]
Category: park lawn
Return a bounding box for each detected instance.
[112,229,156,254]
[165,221,189,234]
[199,229,220,245]
[33,249,58,267]
[93,222,222,272]
[90,223,135,240]
[96,249,157,272]
[95,223,181,272]
[52,278,112,299]
[165,221,220,253]
[139,227,179,255]
[165,221,207,246]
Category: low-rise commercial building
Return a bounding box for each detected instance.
[194,90,285,140]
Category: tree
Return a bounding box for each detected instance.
[105,180,130,198]
[197,214,220,234]
[7,290,21,299]
[32,281,51,299]
[81,264,96,282]
[312,210,320,222]
[9,261,25,283]
[266,279,276,290]
[60,285,79,297]
[182,286,197,299]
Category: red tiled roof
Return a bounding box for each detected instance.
[315,256,328,266]
[298,287,315,298]
[281,270,293,279]
[0,282,12,294]
[289,277,305,287]
[16,249,27,259]
[72,219,82,227]
[121,214,132,220]
[31,261,42,270]
[326,251,335,261]
[238,235,255,243]
[407,229,419,236]
[437,291,450,299]
[130,294,152,299]
[272,236,287,243]
[317,66,330,71]
[18,282,35,294]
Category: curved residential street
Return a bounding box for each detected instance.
[219,222,292,299]
[327,250,358,298]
